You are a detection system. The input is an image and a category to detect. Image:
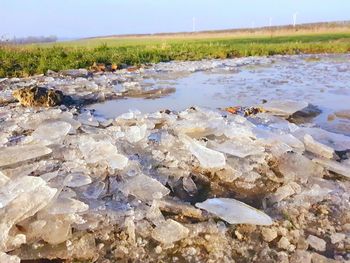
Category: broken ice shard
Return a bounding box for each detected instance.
[262,100,308,117]
[0,144,52,168]
[180,134,226,168]
[78,136,128,170]
[151,219,189,245]
[120,173,170,202]
[196,198,272,225]
[32,120,72,145]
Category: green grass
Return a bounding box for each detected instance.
[1,33,350,78]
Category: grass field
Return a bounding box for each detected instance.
[1,27,350,77]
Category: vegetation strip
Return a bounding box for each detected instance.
[0,33,349,77]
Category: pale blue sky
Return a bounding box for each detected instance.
[1,0,349,38]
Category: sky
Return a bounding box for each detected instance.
[1,0,349,39]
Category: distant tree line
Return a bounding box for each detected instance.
[0,35,57,45]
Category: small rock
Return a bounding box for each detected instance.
[261,228,278,242]
[12,87,64,107]
[327,114,336,121]
[277,251,289,263]
[278,236,291,250]
[307,235,326,252]
[269,184,296,203]
[155,245,162,254]
[334,109,350,120]
[330,232,345,244]
[290,250,312,263]
[311,253,338,263]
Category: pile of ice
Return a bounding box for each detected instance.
[0,101,349,262]
[0,67,174,106]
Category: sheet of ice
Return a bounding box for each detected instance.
[151,219,189,245]
[78,136,128,170]
[180,134,226,168]
[32,120,72,145]
[294,127,350,151]
[120,173,170,202]
[0,177,57,250]
[65,173,92,188]
[43,197,89,215]
[304,134,334,159]
[262,100,308,117]
[0,172,9,187]
[313,158,350,178]
[78,111,99,127]
[278,152,324,182]
[209,138,265,158]
[125,124,147,143]
[196,198,273,225]
[0,144,52,168]
[0,176,47,208]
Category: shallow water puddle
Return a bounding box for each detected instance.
[89,54,350,135]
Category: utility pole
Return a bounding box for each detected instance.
[293,12,298,27]
[269,17,272,27]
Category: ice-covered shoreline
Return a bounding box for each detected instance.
[0,55,350,262]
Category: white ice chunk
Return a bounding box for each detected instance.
[32,120,72,145]
[196,198,273,225]
[121,173,170,202]
[269,183,301,203]
[0,144,52,168]
[294,127,350,151]
[40,217,72,245]
[78,111,99,127]
[304,134,334,159]
[44,197,89,215]
[0,172,9,187]
[0,177,57,250]
[151,219,189,245]
[180,134,226,168]
[79,136,128,170]
[223,121,256,140]
[125,124,147,143]
[262,100,308,117]
[278,153,324,182]
[209,138,265,158]
[65,173,92,188]
[313,158,350,178]
[0,176,46,209]
[0,252,20,263]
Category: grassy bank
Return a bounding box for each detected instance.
[1,32,350,78]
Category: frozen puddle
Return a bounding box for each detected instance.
[89,54,350,135]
